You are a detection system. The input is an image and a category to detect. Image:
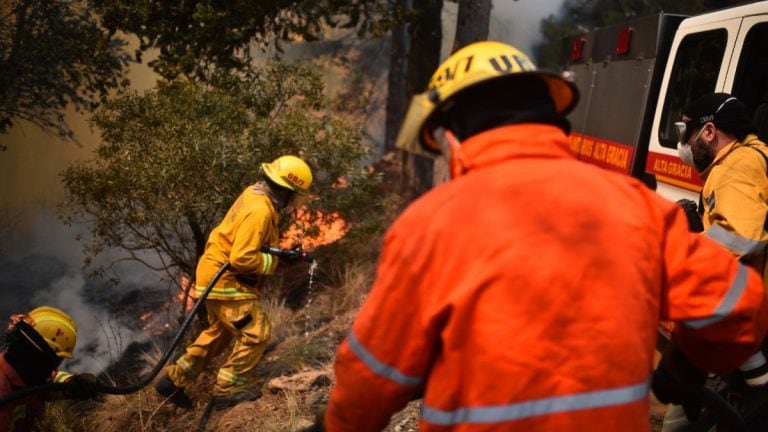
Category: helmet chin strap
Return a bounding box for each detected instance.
[434,128,467,179]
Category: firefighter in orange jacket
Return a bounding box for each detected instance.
[322,41,768,431]
[155,155,313,410]
[1,307,97,432]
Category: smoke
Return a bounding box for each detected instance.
[0,210,169,374]
[438,1,567,66]
[489,0,567,56]
[30,270,146,373]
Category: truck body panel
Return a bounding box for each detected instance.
[561,1,768,204]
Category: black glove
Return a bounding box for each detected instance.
[281,245,315,264]
[65,373,99,400]
[281,246,303,264]
[675,199,704,233]
[652,342,707,421]
[261,246,314,263]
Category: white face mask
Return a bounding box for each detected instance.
[677,141,694,166]
[676,126,705,166]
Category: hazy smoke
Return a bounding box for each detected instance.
[31,270,146,373]
[440,0,567,57]
[0,210,168,374]
[490,0,567,56]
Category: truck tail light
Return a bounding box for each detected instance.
[571,37,586,62]
[616,26,633,55]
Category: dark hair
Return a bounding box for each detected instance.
[262,173,294,207]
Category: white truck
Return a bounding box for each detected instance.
[561,1,768,203]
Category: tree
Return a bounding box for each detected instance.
[59,61,380,285]
[0,0,129,146]
[385,0,493,196]
[384,0,410,154]
[381,0,444,198]
[451,0,492,52]
[535,0,746,69]
[93,0,399,81]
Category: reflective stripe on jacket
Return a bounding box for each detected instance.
[701,134,768,282]
[195,185,280,300]
[325,124,768,431]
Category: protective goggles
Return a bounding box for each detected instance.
[674,120,698,143]
[675,96,737,143]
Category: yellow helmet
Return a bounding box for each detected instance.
[27,306,78,359]
[395,41,579,155]
[261,155,313,193]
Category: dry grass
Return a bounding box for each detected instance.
[39,257,378,431]
[326,262,374,315]
[263,296,301,343]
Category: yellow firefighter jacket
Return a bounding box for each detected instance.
[701,134,768,282]
[194,184,280,300]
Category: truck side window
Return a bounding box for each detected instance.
[658,29,727,149]
[732,23,768,140]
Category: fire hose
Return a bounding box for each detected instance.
[0,246,314,407]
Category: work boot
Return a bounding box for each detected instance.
[212,386,262,410]
[154,375,193,409]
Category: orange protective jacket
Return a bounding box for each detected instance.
[325,124,768,431]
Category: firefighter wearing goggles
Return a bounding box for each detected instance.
[662,93,768,431]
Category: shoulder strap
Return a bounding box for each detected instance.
[745,144,768,176]
[744,144,768,232]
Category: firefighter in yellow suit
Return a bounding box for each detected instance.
[155,155,313,410]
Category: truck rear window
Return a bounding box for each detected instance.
[658,29,727,149]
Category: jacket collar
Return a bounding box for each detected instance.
[453,124,573,174]
[702,134,763,177]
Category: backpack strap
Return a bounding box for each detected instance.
[745,144,768,175]
[744,144,768,231]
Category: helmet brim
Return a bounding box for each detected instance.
[262,162,303,193]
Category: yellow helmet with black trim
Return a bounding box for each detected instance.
[395,41,579,156]
[261,155,313,193]
[27,306,78,359]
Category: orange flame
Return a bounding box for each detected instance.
[136,275,196,335]
[281,208,348,250]
[178,275,195,310]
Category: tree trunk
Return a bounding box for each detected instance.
[384,0,409,153]
[452,0,492,53]
[401,0,442,199]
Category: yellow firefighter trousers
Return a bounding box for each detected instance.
[166,298,271,395]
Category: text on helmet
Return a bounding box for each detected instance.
[430,53,537,91]
[286,172,305,186]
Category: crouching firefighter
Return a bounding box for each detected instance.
[318,41,768,431]
[0,306,98,432]
[155,155,314,411]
